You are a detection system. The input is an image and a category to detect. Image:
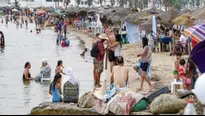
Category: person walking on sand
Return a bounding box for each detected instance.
[111,56,129,88]
[137,37,152,92]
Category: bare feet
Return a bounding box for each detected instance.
[149,85,153,92]
[136,88,143,92]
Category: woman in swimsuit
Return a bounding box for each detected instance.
[23,62,34,81]
[55,60,65,75]
[137,36,152,92]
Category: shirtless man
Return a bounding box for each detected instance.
[111,56,129,88]
[106,27,116,73]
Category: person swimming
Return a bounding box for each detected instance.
[49,73,62,102]
[23,62,34,81]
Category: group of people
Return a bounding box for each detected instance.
[173,51,199,90]
[22,60,79,103]
[55,19,68,46]
[91,26,153,93]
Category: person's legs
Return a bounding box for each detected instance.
[96,61,103,87]
[93,59,97,86]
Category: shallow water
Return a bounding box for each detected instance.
[0,23,95,114]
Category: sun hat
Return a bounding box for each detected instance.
[42,59,48,64]
[93,80,108,100]
[99,34,109,40]
[66,67,73,75]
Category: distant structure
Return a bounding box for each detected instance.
[0,0,154,9]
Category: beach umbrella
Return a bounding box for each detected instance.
[184,24,205,43]
[192,8,205,20]
[12,9,18,12]
[37,9,46,15]
[190,40,205,73]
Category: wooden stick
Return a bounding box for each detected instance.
[105,51,108,70]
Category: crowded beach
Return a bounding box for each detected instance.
[1,4,205,115]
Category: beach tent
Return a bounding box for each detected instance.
[125,21,140,44]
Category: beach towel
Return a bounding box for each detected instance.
[109,90,145,115]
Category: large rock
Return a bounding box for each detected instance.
[30,102,152,115]
[150,94,186,114]
[78,91,98,108]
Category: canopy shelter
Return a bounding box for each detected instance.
[184,24,205,43]
[158,9,180,22]
[172,13,195,27]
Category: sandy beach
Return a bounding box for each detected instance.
[70,28,190,95]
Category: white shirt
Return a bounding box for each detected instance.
[179,35,187,47]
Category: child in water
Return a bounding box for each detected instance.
[49,73,63,102]
[80,48,88,58]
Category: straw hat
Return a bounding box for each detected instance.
[93,80,108,100]
[99,34,109,40]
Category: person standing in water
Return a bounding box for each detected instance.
[55,60,65,75]
[0,31,5,48]
[49,73,63,102]
[23,62,34,81]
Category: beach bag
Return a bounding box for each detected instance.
[131,98,148,112]
[147,86,169,104]
[90,41,99,58]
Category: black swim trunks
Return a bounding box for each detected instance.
[140,62,149,72]
[108,50,115,62]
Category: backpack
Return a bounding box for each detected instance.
[90,41,99,58]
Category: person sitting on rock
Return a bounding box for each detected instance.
[62,67,79,103]
[111,56,129,88]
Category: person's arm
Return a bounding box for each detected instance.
[174,60,178,70]
[58,83,62,95]
[147,52,151,60]
[49,84,52,95]
[24,70,33,80]
[111,68,114,84]
[109,42,119,48]
[137,47,147,57]
[126,68,129,81]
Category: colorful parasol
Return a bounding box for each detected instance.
[190,40,205,73]
[37,9,46,15]
[184,24,205,43]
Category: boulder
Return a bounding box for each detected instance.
[150,94,186,114]
[78,91,98,108]
[30,102,152,115]
[31,102,99,115]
